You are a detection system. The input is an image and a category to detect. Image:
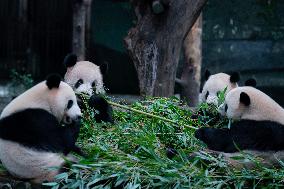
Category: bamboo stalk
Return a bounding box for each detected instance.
[77,93,198,130]
[107,100,198,130]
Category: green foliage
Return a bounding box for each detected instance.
[217,87,227,107]
[9,69,34,89]
[45,96,284,188]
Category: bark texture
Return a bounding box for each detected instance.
[125,0,207,96]
[178,15,202,106]
[72,0,92,61]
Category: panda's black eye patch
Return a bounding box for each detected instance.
[225,104,228,112]
[205,91,209,99]
[75,79,83,89]
[92,81,96,88]
[67,100,73,109]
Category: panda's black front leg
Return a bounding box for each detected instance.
[195,127,238,152]
[195,120,284,153]
[72,145,87,157]
[88,95,114,123]
[229,120,284,151]
[61,120,86,157]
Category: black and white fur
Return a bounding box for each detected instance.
[200,70,240,106]
[0,74,83,183]
[63,53,113,123]
[195,86,284,168]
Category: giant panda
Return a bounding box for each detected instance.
[192,70,241,127]
[0,74,83,183]
[195,86,284,168]
[63,53,113,123]
[196,70,256,126]
[200,70,240,106]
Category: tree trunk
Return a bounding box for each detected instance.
[178,15,202,106]
[85,0,92,59]
[72,0,92,61]
[125,0,207,96]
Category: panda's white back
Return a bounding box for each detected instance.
[1,81,49,119]
[225,86,284,124]
[1,80,79,123]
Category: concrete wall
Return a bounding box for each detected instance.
[202,0,284,105]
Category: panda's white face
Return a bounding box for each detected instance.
[49,82,82,124]
[64,61,105,96]
[220,87,284,124]
[201,73,238,106]
[220,88,246,119]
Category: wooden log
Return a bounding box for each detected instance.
[125,0,207,97]
[72,0,92,61]
[179,15,202,106]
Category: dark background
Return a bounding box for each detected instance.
[0,0,283,104]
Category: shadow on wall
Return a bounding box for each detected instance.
[89,44,139,94]
[259,86,284,106]
[202,0,284,106]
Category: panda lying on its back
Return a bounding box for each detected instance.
[195,86,284,167]
[63,53,113,123]
[0,74,83,183]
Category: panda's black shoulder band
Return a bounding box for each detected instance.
[245,78,257,87]
[240,92,250,106]
[46,74,62,89]
[100,61,109,75]
[64,53,77,68]
[230,72,240,83]
[204,69,211,81]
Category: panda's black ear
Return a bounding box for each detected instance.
[100,61,109,75]
[230,72,240,83]
[46,74,62,89]
[245,78,257,87]
[199,85,203,93]
[205,69,211,81]
[240,92,250,106]
[63,53,77,68]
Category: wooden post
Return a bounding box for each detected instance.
[85,0,92,59]
[72,0,92,61]
[125,0,207,97]
[177,15,202,106]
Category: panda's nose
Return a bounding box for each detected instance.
[76,115,82,121]
[206,96,218,106]
[81,92,89,96]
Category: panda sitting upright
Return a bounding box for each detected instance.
[63,53,113,123]
[195,86,284,167]
[0,74,83,183]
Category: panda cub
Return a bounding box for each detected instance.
[0,74,83,183]
[195,86,284,167]
[63,53,113,123]
[200,70,240,106]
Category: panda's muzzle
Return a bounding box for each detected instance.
[75,115,82,122]
[65,115,82,125]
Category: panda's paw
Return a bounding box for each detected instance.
[195,127,210,142]
[195,127,237,152]
[73,146,87,158]
[88,95,114,123]
[88,95,108,109]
